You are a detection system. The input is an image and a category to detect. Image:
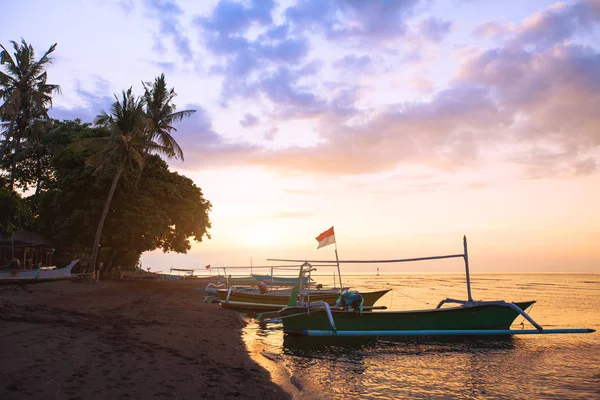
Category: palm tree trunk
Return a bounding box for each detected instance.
[90,160,125,281]
[8,135,22,192]
[34,156,42,196]
[134,148,150,187]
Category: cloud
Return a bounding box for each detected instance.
[198,0,274,37]
[153,0,600,179]
[332,54,371,71]
[118,0,135,14]
[284,0,420,40]
[472,22,516,41]
[409,76,434,93]
[240,113,259,128]
[418,17,452,43]
[144,0,193,62]
[473,0,600,48]
[229,65,327,118]
[515,0,600,48]
[194,0,425,115]
[264,126,278,141]
[166,104,261,168]
[50,77,114,123]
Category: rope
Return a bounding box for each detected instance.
[519,303,534,327]
[396,291,432,306]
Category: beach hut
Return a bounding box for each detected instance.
[0,230,55,270]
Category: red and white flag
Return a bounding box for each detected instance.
[205,264,210,269]
[316,226,336,249]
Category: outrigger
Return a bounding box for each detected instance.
[260,236,596,337]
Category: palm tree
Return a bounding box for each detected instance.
[142,74,195,161]
[90,88,167,278]
[0,39,60,191]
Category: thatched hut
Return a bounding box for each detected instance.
[0,231,55,270]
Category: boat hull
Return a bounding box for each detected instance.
[0,260,79,285]
[218,289,392,311]
[280,301,536,335]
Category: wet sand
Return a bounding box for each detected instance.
[0,279,291,399]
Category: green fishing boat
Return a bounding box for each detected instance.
[278,300,536,335]
[261,236,595,337]
[217,287,391,311]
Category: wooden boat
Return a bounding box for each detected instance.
[278,300,537,335]
[0,259,79,285]
[252,274,310,286]
[261,237,595,337]
[217,287,391,311]
[219,275,258,286]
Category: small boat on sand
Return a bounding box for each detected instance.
[0,259,80,285]
[260,237,595,337]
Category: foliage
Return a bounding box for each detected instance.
[0,38,211,273]
[88,87,168,273]
[35,119,211,271]
[0,39,60,191]
[0,187,33,237]
[142,73,195,161]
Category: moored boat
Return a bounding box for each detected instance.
[278,300,537,335]
[252,274,311,286]
[0,259,80,285]
[217,287,391,311]
[261,236,595,337]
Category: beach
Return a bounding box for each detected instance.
[0,279,291,400]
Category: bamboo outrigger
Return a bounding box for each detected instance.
[261,236,596,337]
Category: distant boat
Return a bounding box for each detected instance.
[251,274,311,286]
[0,259,80,285]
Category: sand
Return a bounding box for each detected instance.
[0,279,291,400]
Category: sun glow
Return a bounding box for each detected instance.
[240,222,280,248]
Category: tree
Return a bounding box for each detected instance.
[0,188,33,239]
[0,39,60,191]
[89,88,169,277]
[95,154,212,274]
[31,120,103,257]
[142,74,194,161]
[34,120,211,272]
[5,119,55,197]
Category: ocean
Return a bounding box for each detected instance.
[242,274,600,399]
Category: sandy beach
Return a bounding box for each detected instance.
[0,279,291,400]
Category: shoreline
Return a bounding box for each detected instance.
[240,315,325,400]
[0,279,291,399]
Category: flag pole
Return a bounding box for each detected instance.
[334,242,343,289]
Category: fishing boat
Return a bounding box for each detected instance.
[252,274,311,286]
[217,286,391,311]
[164,268,223,282]
[261,237,595,337]
[0,259,80,285]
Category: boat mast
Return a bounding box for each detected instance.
[334,243,343,289]
[463,236,473,302]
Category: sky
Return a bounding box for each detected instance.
[2,0,599,275]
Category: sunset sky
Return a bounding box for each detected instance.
[2,0,599,274]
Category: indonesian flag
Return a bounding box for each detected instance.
[316,226,336,249]
[205,264,210,269]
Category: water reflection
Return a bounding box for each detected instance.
[243,274,600,399]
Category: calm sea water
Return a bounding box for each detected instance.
[242,274,600,399]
